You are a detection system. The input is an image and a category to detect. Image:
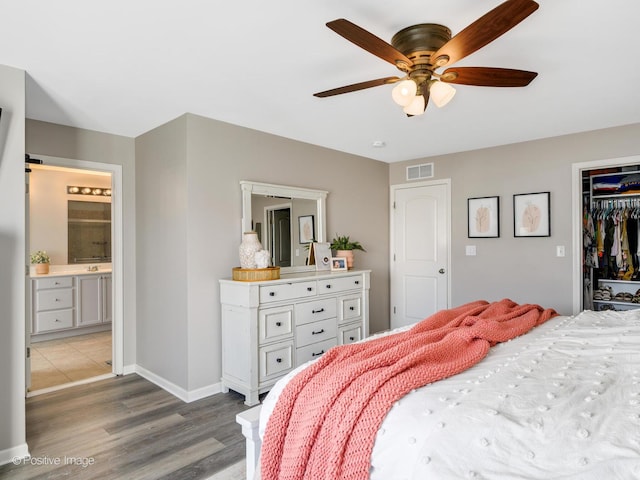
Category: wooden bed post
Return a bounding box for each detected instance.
[236,405,262,480]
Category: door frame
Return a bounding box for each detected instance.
[571,154,640,313]
[390,179,452,324]
[29,154,124,376]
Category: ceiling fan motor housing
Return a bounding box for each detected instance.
[391,24,452,66]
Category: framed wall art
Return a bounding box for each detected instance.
[298,215,315,244]
[513,191,551,237]
[468,196,500,238]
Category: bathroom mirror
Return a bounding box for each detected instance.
[241,181,328,273]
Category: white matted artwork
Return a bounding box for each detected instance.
[309,242,332,271]
[513,191,550,237]
[468,196,500,238]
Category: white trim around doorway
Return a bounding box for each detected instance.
[32,154,124,376]
[571,154,640,314]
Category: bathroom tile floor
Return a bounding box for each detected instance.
[30,331,112,391]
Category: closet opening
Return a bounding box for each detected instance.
[578,158,640,313]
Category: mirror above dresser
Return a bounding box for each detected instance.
[240,181,328,273]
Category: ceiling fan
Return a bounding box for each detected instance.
[313,0,539,116]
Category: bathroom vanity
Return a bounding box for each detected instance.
[30,266,112,342]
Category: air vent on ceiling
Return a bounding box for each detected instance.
[406,163,434,181]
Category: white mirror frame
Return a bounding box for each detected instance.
[240,181,328,273]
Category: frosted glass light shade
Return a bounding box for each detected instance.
[430,81,456,108]
[391,80,417,107]
[403,95,426,115]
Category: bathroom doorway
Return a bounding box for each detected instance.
[26,156,123,395]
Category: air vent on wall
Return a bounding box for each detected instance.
[406,163,434,181]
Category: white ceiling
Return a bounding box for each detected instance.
[2,0,639,163]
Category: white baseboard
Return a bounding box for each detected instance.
[0,443,29,467]
[134,365,222,403]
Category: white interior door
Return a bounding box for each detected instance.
[391,181,450,329]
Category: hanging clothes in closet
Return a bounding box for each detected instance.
[588,198,640,281]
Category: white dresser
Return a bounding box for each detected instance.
[219,269,370,405]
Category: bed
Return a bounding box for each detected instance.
[237,301,640,479]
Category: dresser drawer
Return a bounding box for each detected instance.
[317,275,363,294]
[34,276,74,290]
[296,338,337,365]
[259,306,294,344]
[35,309,74,332]
[339,294,362,323]
[36,288,74,311]
[296,318,337,348]
[339,323,362,345]
[259,281,317,304]
[295,298,336,326]
[260,341,294,382]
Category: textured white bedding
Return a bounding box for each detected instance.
[260,309,640,479]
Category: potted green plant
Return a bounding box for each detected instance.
[30,250,51,275]
[330,234,366,269]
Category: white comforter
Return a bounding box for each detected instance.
[259,309,640,479]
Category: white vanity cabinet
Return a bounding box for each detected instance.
[31,272,112,340]
[220,270,370,406]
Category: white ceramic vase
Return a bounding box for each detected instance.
[254,250,271,269]
[239,232,263,269]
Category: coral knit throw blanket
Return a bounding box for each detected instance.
[261,299,557,480]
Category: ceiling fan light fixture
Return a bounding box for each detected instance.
[430,80,456,108]
[391,79,417,106]
[402,95,425,116]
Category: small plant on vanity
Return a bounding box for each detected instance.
[30,250,51,274]
[330,234,366,269]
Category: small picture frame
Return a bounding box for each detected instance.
[298,215,315,244]
[513,192,551,237]
[468,196,500,238]
[330,257,347,271]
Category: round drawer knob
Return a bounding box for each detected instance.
[326,285,332,289]
[307,287,312,291]
[349,306,355,311]
[355,280,360,285]
[269,292,275,297]
[276,358,282,363]
[276,322,282,327]
[349,336,355,341]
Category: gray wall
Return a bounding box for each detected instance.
[26,119,137,367]
[135,113,390,392]
[390,123,640,314]
[0,64,27,461]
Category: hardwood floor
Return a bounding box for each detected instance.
[0,374,250,480]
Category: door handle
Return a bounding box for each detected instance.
[439,268,445,274]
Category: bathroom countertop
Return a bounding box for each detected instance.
[30,264,112,279]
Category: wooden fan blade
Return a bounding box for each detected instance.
[327,19,414,69]
[313,76,400,98]
[441,67,537,86]
[431,0,539,68]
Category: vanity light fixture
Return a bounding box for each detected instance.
[67,185,112,196]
